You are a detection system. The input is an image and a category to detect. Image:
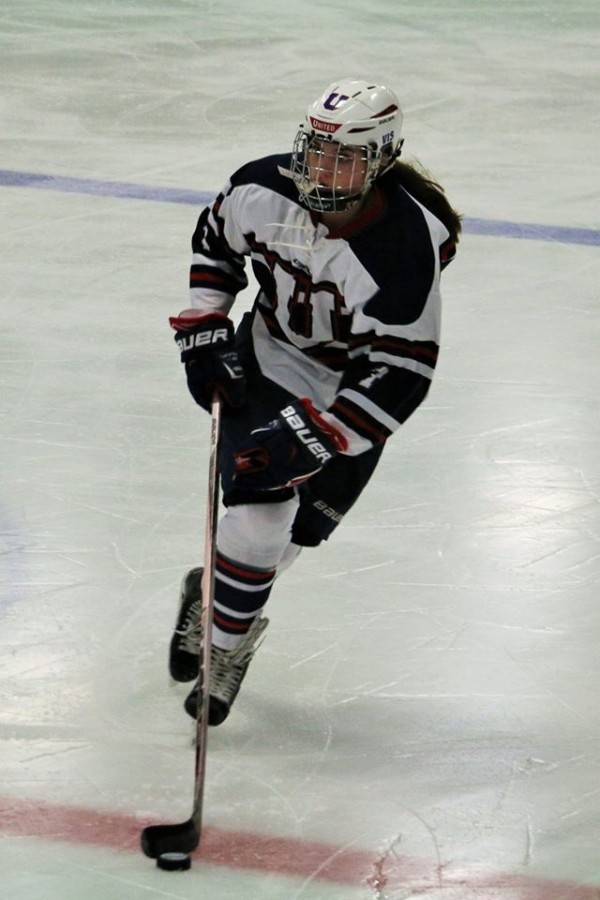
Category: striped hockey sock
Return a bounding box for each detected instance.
[212,551,276,650]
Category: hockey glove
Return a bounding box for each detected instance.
[233,398,348,491]
[170,312,246,410]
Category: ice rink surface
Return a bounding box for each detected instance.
[1,1,599,897]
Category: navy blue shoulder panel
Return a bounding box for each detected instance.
[229,153,299,204]
[348,186,437,326]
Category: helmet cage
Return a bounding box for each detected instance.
[291,131,381,213]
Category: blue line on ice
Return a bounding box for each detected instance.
[1,169,598,247]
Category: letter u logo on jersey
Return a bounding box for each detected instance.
[323,92,349,110]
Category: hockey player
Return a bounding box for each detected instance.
[168,79,461,725]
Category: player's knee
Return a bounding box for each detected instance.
[218,499,299,569]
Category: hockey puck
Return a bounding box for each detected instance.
[156,852,192,871]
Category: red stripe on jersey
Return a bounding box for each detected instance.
[330,399,388,443]
[190,271,228,285]
[440,238,456,270]
[373,336,438,364]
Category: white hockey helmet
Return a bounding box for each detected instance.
[291,79,404,212]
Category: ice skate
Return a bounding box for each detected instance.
[169,567,203,682]
[184,615,269,726]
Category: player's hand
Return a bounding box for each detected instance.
[170,312,246,410]
[233,398,347,491]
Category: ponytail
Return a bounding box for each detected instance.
[380,160,462,244]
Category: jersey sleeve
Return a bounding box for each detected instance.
[188,180,250,316]
[323,350,434,454]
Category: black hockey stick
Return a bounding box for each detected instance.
[141,396,222,858]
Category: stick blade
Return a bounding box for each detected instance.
[140,818,200,858]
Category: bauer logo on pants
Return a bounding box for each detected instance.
[281,406,333,464]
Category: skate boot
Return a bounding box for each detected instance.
[184,615,269,726]
[169,567,203,682]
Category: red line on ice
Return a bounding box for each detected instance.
[0,795,597,897]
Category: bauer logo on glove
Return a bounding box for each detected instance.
[174,326,231,354]
[233,398,348,491]
[169,311,246,410]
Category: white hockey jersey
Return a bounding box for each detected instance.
[188,153,456,455]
